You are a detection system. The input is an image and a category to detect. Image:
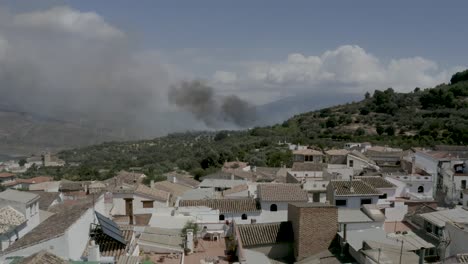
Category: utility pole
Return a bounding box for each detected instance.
[399,240,404,264]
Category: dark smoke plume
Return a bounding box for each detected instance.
[168,80,256,128]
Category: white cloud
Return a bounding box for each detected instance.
[244,45,462,92]
[213,70,237,84]
[13,6,124,40]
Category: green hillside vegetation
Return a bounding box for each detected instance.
[23,70,468,182]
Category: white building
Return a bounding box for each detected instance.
[111,184,170,218]
[440,161,468,204]
[0,190,40,238]
[0,195,108,261]
[353,176,397,206]
[327,179,380,209]
[257,184,309,223]
[385,174,434,201]
[0,206,28,251]
[178,198,261,225]
[347,151,380,174]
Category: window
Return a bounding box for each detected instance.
[322,184,326,188]
[418,186,424,193]
[349,160,354,167]
[305,174,308,177]
[335,200,347,206]
[425,221,433,233]
[142,201,154,208]
[270,204,278,212]
[313,193,320,202]
[379,193,388,199]
[462,180,467,189]
[219,214,225,221]
[461,192,464,199]
[360,199,372,205]
[241,214,248,220]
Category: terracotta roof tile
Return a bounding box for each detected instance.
[0,172,15,178]
[0,206,26,234]
[257,184,308,202]
[179,198,259,213]
[329,180,380,196]
[28,191,60,211]
[238,222,293,247]
[17,250,70,264]
[354,176,396,189]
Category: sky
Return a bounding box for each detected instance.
[0,0,467,136]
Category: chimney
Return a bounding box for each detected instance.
[419,247,426,264]
[411,156,416,175]
[150,180,155,188]
[349,177,354,193]
[172,176,177,184]
[231,174,235,181]
[186,229,194,253]
[88,240,101,262]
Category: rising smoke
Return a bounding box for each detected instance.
[168,80,256,128]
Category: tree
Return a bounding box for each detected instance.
[326,116,338,128]
[376,125,385,135]
[18,159,27,167]
[365,91,371,99]
[450,69,468,84]
[385,126,395,136]
[354,127,366,136]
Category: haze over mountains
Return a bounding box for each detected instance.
[0,3,465,157]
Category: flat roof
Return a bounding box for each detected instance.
[419,207,468,227]
[338,209,373,223]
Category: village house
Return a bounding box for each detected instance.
[222,184,250,199]
[237,222,294,261]
[0,173,16,186]
[0,206,27,251]
[287,162,326,181]
[4,176,54,190]
[353,176,397,205]
[111,183,170,223]
[0,194,107,262]
[413,148,468,196]
[0,190,40,239]
[413,206,468,259]
[292,148,324,163]
[440,160,468,204]
[327,179,381,209]
[257,184,309,223]
[347,151,380,174]
[178,198,260,224]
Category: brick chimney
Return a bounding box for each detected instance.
[288,203,338,261]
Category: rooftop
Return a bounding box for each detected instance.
[180,187,219,200]
[238,222,293,247]
[293,149,324,156]
[0,189,40,204]
[325,149,349,156]
[16,176,53,185]
[179,198,259,213]
[419,207,468,227]
[163,172,200,188]
[353,176,396,189]
[291,162,326,172]
[329,179,380,196]
[0,172,15,178]
[338,209,373,223]
[3,196,98,254]
[139,227,183,252]
[114,184,170,202]
[16,250,69,264]
[27,191,60,211]
[257,184,308,202]
[0,206,26,234]
[222,184,249,196]
[199,179,247,189]
[154,180,192,197]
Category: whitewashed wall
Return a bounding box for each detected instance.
[112,193,168,215]
[259,202,289,223]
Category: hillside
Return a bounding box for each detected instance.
[24,70,468,182]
